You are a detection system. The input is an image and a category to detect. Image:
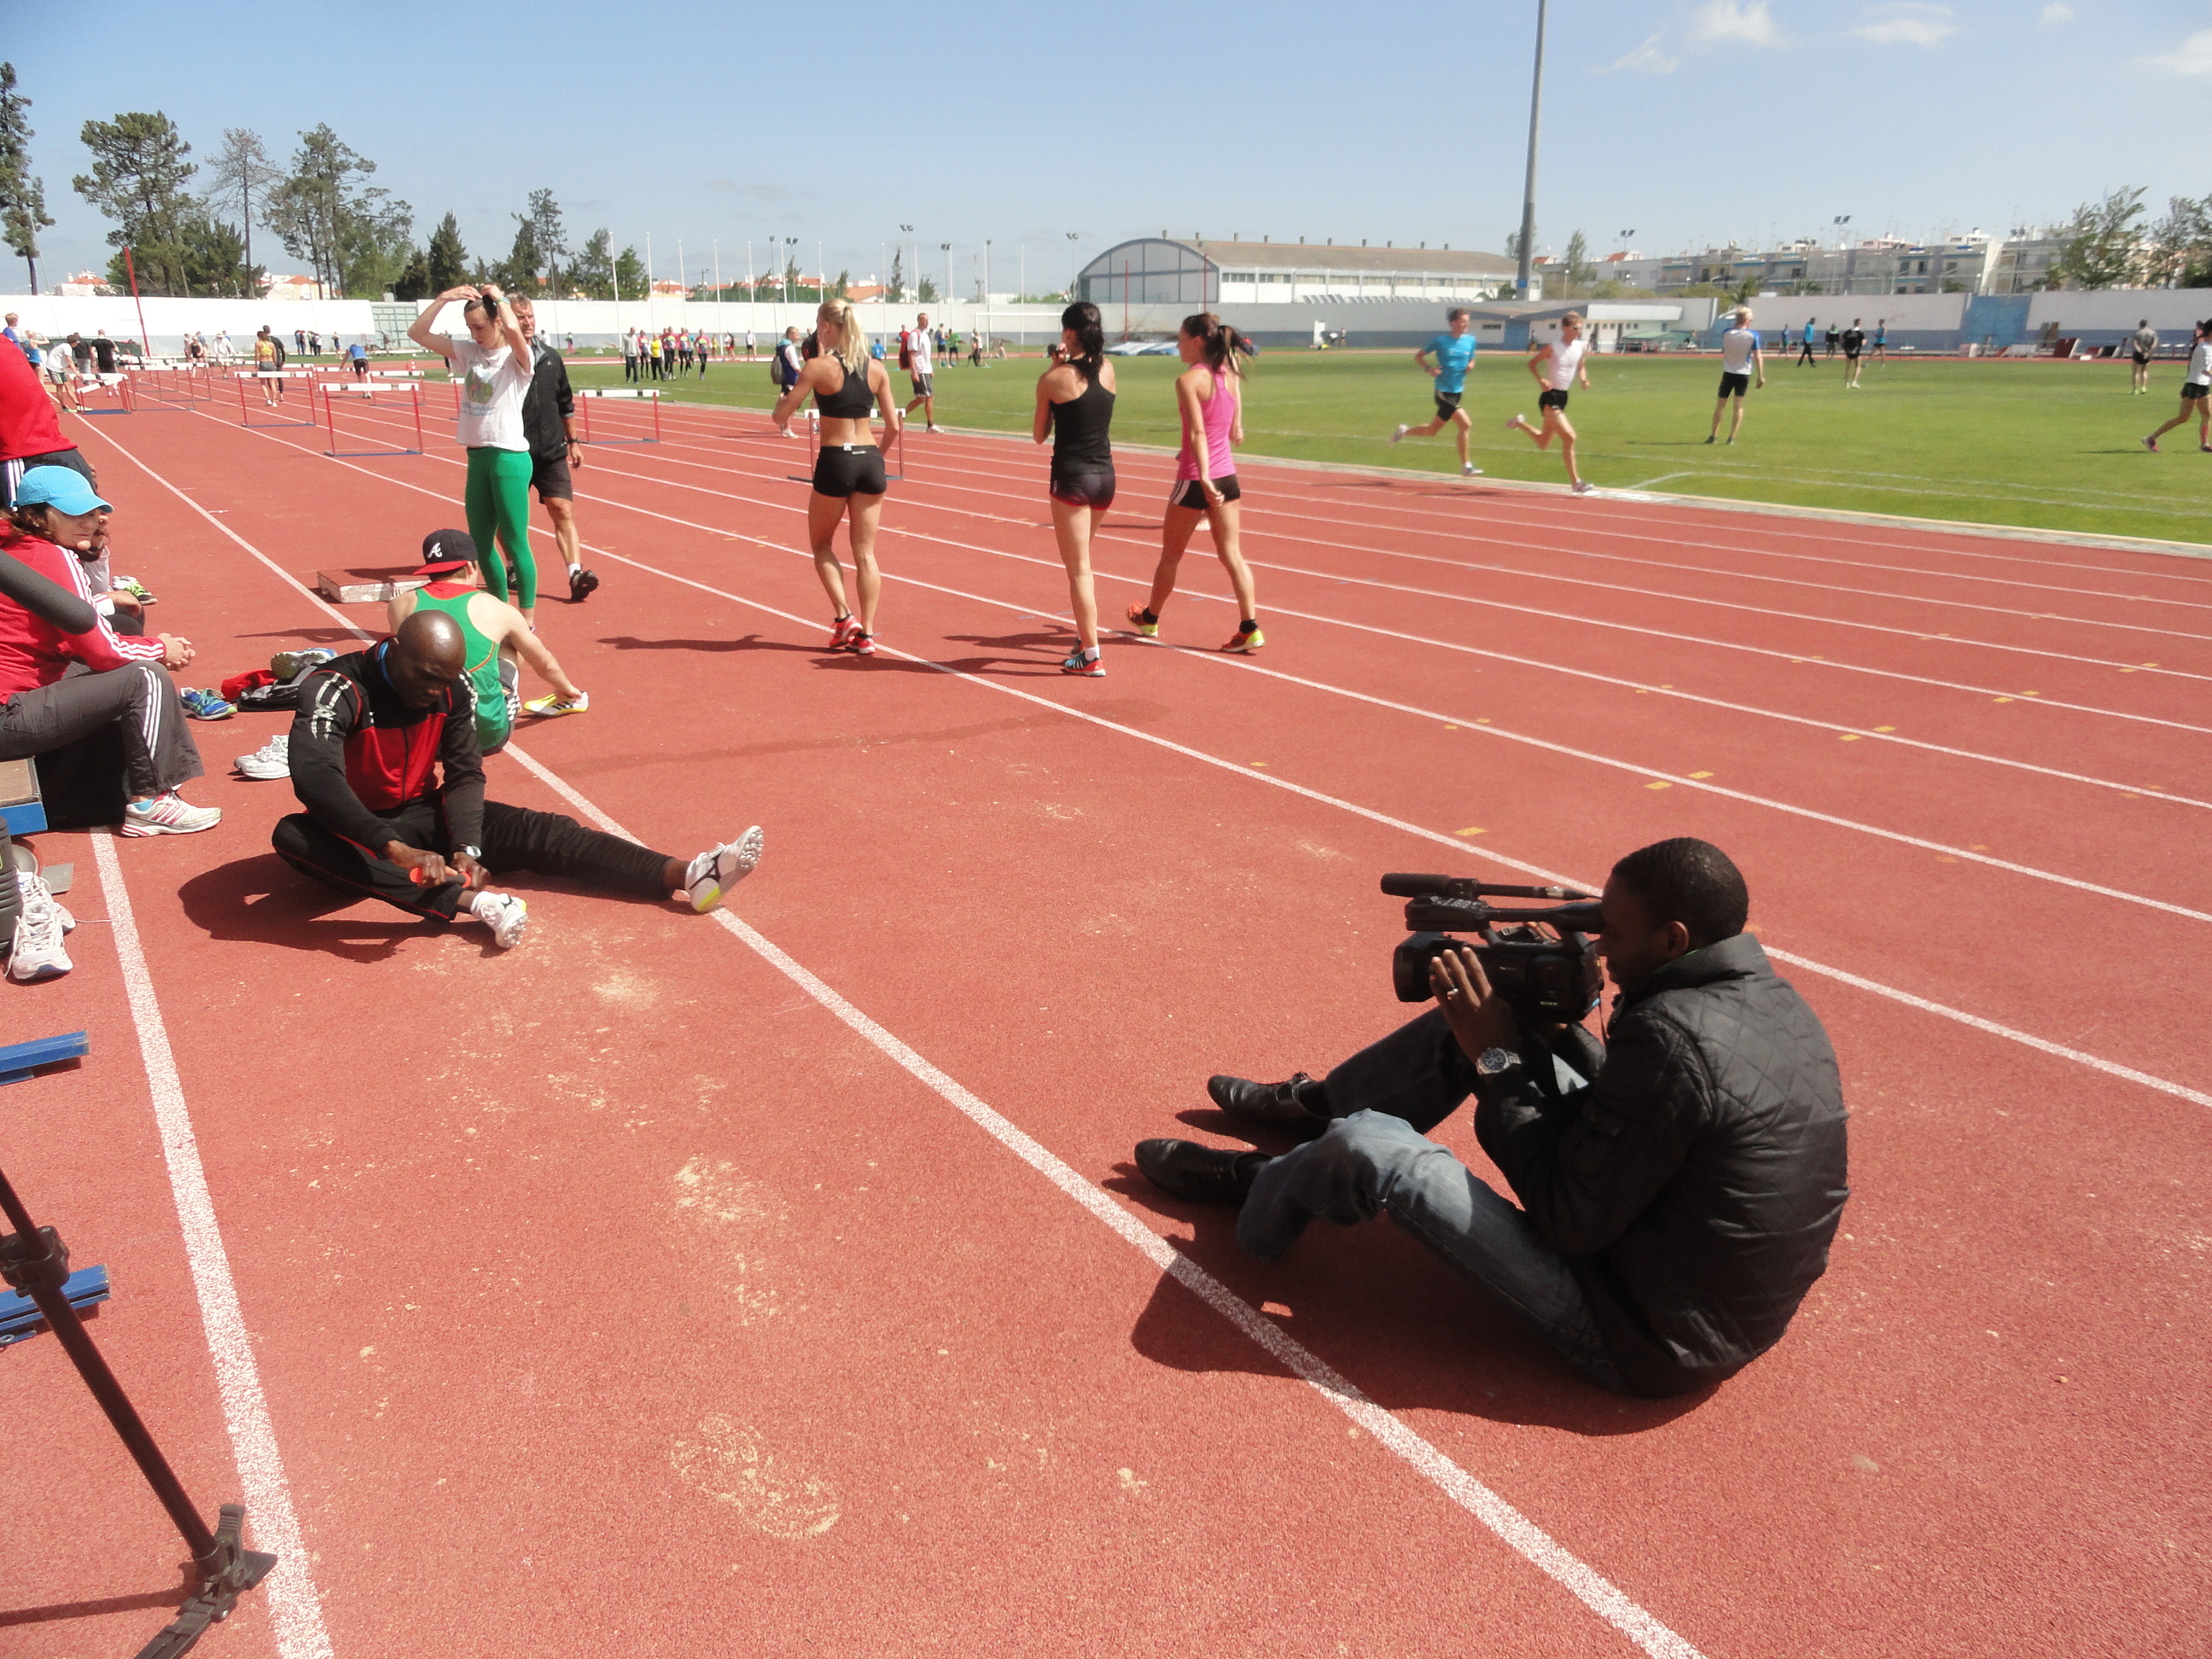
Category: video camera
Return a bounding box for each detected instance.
[1384,873,1605,1023]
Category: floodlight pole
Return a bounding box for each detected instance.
[1514,0,1547,302]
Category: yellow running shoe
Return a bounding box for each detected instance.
[523,691,590,717]
[1124,605,1160,638]
[1220,625,1266,655]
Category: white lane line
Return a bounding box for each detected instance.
[108,415,2212,1106]
[91,831,335,1659]
[328,396,2212,727]
[96,425,1706,1659]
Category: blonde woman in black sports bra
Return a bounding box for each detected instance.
[771,298,902,655]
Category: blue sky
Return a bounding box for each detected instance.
[6,0,2210,295]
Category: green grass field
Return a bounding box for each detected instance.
[553,349,2212,549]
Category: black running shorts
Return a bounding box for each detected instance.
[812,444,888,498]
[529,449,573,502]
[2185,382,2211,402]
[1169,475,1242,510]
[1433,390,1464,422]
[1718,371,1750,399]
[1049,468,1116,509]
[2133,352,2151,367]
[909,373,934,399]
[1538,388,1570,412]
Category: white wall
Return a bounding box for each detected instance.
[2024,289,2212,336]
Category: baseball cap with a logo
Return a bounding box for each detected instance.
[418,528,479,578]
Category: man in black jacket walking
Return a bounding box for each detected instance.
[1134,838,1848,1397]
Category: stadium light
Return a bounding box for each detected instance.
[1514,0,1547,301]
[1066,230,1080,300]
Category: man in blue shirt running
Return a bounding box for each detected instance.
[1389,308,1483,477]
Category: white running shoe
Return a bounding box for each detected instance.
[120,792,222,835]
[9,870,72,982]
[469,889,530,948]
[684,826,765,913]
[1389,424,1410,445]
[236,733,290,780]
[1462,462,1482,477]
[1571,480,1597,495]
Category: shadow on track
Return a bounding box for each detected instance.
[0,1584,189,1630]
[178,853,498,963]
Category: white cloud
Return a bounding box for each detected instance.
[1850,3,1959,48]
[2038,3,2073,24]
[2141,28,2212,75]
[1606,1,1782,73]
[1691,1,1779,46]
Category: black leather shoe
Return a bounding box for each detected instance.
[1135,1138,1270,1205]
[568,567,601,602]
[1207,1072,1328,1130]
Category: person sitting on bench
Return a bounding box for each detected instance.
[0,467,221,836]
[272,609,761,949]
[386,528,586,753]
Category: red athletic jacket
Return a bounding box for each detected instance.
[0,529,166,696]
[288,643,484,855]
[0,337,67,462]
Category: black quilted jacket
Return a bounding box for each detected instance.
[1475,933,1849,1396]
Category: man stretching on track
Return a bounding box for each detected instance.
[1131,836,1849,1399]
[1389,307,1483,478]
[1706,307,1765,445]
[272,610,763,951]
[387,529,588,749]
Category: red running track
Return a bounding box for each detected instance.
[2,389,2206,1659]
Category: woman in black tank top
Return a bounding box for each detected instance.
[1033,302,1117,677]
[771,299,903,656]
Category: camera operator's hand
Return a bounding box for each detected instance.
[1429,946,1518,1064]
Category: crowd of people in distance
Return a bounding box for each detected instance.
[620,326,745,382]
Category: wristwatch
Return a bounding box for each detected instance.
[455,846,482,861]
[1475,1046,1522,1079]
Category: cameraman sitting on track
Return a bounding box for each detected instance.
[1133,838,1848,1398]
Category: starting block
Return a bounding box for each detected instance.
[0,1029,88,1086]
[313,569,429,604]
[0,755,45,836]
[577,387,661,445]
[0,1263,110,1349]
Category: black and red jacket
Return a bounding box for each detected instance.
[288,643,484,854]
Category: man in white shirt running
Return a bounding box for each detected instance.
[1706,307,1767,445]
[903,311,939,432]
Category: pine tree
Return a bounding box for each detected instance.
[73,110,198,294]
[0,63,55,293]
[426,212,469,292]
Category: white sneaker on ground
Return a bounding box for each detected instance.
[1389,424,1409,445]
[684,826,765,913]
[1571,480,1597,495]
[236,733,290,780]
[469,889,529,948]
[1462,462,1482,477]
[9,870,72,981]
[120,792,222,835]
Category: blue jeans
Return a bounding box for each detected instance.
[1235,1013,1627,1392]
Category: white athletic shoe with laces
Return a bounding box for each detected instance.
[236,733,290,780]
[684,826,765,913]
[9,870,73,982]
[469,889,530,948]
[120,792,222,835]
[1389,424,1409,445]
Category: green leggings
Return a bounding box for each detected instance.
[464,446,537,610]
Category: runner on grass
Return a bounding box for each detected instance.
[1125,311,1264,654]
[2144,319,2212,452]
[1871,318,1888,364]
[771,298,902,656]
[407,282,544,626]
[1705,306,1765,445]
[1796,318,1818,367]
[1033,300,1116,678]
[1506,311,1595,495]
[1388,306,1483,478]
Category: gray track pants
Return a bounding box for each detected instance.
[0,661,205,800]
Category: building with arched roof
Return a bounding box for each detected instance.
[1077,236,1516,309]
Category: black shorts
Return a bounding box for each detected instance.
[1538,388,1570,412]
[1844,347,1862,361]
[1718,371,1750,398]
[530,449,573,501]
[1169,475,1242,510]
[2184,383,2210,403]
[2133,352,2151,366]
[1049,468,1116,509]
[909,373,934,398]
[812,444,888,498]
[1433,390,1464,422]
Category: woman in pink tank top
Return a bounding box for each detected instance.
[1124,311,1265,654]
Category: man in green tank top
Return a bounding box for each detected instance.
[386,530,586,753]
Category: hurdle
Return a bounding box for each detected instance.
[234,370,318,428]
[70,373,136,418]
[131,358,212,411]
[785,406,904,485]
[318,378,426,457]
[577,387,662,445]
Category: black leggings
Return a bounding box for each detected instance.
[272,796,672,921]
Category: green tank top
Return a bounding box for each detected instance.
[409,584,511,748]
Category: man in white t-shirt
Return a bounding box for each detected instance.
[1706,307,1767,445]
[903,311,939,432]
